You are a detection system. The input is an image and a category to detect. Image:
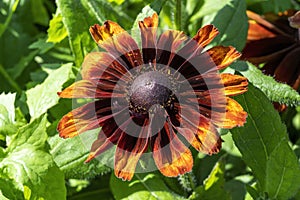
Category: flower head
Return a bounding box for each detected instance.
[242,10,300,110]
[57,13,248,181]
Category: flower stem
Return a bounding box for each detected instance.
[0,64,22,93]
[0,0,20,38]
[175,0,182,30]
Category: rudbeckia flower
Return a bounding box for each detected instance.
[242,10,300,110]
[57,13,248,181]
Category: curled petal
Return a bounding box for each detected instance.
[213,97,247,129]
[89,21,125,45]
[221,73,248,96]
[207,46,241,70]
[152,120,193,177]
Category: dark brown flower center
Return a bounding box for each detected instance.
[129,71,173,115]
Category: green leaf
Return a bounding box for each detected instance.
[231,84,300,199]
[110,173,185,200]
[0,115,66,200]
[247,0,293,13]
[188,0,231,22]
[202,0,248,51]
[47,12,68,43]
[191,157,231,200]
[56,0,131,68]
[0,92,16,125]
[26,63,73,120]
[56,0,99,67]
[232,61,300,107]
[48,128,110,179]
[132,0,166,30]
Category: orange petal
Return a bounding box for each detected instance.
[57,100,112,138]
[193,25,219,48]
[139,13,159,64]
[89,21,125,44]
[175,105,222,154]
[90,21,143,68]
[58,80,124,99]
[221,73,248,96]
[207,46,241,70]
[114,120,150,181]
[152,120,193,177]
[176,25,219,60]
[213,97,247,129]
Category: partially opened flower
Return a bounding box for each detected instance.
[242,10,300,110]
[57,13,248,181]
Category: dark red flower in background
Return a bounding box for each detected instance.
[57,13,248,181]
[242,10,300,110]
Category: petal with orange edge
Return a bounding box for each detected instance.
[176,25,219,59]
[213,97,247,129]
[207,46,241,70]
[81,52,131,82]
[57,100,113,138]
[139,13,159,64]
[221,73,248,96]
[174,105,222,154]
[114,120,150,181]
[58,80,125,99]
[157,30,187,66]
[152,120,193,177]
[85,116,130,163]
[90,21,143,69]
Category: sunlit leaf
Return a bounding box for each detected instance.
[0,115,66,200]
[202,0,248,51]
[191,157,231,200]
[232,61,300,107]
[231,84,300,199]
[48,128,110,179]
[47,13,68,43]
[26,63,73,120]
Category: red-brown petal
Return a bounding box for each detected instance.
[85,115,130,163]
[90,21,143,69]
[81,52,131,82]
[274,47,300,86]
[221,73,248,96]
[139,13,159,64]
[156,30,187,66]
[152,120,193,177]
[57,100,112,138]
[176,25,219,59]
[207,46,241,70]
[58,80,124,99]
[114,120,150,181]
[174,105,222,154]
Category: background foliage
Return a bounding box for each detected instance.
[0,0,300,199]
